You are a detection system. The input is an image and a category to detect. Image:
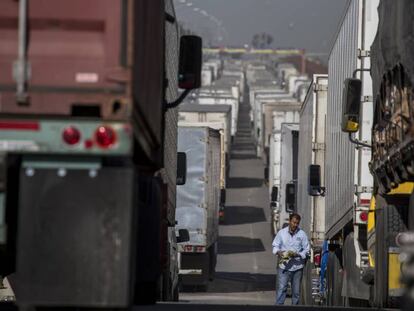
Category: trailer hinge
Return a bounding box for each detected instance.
[312,142,325,151]
[357,49,371,58]
[354,185,373,194]
[313,83,328,92]
[361,95,373,102]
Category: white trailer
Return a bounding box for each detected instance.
[253,96,300,157]
[197,96,239,138]
[262,101,300,158]
[178,104,232,155]
[176,126,221,288]
[268,110,302,200]
[297,75,328,249]
[201,66,213,86]
[277,123,300,231]
[316,0,379,306]
[296,75,328,304]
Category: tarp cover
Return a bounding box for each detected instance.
[371,0,414,99]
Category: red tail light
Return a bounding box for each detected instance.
[95,126,116,148]
[314,253,321,267]
[62,126,81,145]
[359,211,368,222]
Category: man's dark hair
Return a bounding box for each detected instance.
[289,213,301,222]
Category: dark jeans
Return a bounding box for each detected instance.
[276,267,303,305]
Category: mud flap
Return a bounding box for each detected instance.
[326,250,344,306]
[11,161,137,307]
[341,232,370,304]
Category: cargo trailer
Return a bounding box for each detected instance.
[176,126,221,289]
[339,0,414,308]
[304,0,379,306]
[275,123,299,234]
[296,75,328,305]
[267,109,301,195]
[0,0,202,307]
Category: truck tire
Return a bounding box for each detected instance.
[404,191,414,311]
[300,260,314,305]
[342,233,370,305]
[374,194,408,308]
[208,242,218,281]
[326,249,343,307]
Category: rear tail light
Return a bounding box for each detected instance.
[359,211,368,222]
[95,126,116,148]
[314,253,321,267]
[62,126,81,145]
[183,245,205,253]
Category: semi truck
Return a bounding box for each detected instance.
[341,0,414,308]
[255,98,300,158]
[176,126,221,290]
[178,104,231,222]
[274,123,299,235]
[299,1,402,307]
[296,74,328,304]
[0,0,201,308]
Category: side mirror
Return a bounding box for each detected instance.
[285,183,296,213]
[271,186,278,202]
[178,35,202,90]
[308,164,325,196]
[220,188,226,206]
[176,152,187,185]
[341,78,362,133]
[176,229,190,243]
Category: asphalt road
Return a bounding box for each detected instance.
[180,93,279,306]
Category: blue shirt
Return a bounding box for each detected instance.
[272,226,310,271]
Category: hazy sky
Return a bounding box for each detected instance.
[174,0,349,56]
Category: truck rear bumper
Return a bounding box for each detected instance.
[179,252,209,286]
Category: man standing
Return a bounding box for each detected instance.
[272,213,309,305]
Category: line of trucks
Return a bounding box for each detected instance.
[0,0,205,308]
[0,0,248,302]
[175,56,246,289]
[258,0,414,309]
[1,0,414,309]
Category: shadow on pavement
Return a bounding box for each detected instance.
[207,272,276,293]
[218,236,265,254]
[227,177,263,189]
[222,206,266,225]
[229,153,257,160]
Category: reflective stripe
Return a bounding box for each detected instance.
[179,269,202,275]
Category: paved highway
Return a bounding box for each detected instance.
[180,91,280,306]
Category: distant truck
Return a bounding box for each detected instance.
[197,96,239,139]
[267,110,301,202]
[176,126,221,290]
[278,124,299,228]
[178,104,230,222]
[0,0,201,308]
